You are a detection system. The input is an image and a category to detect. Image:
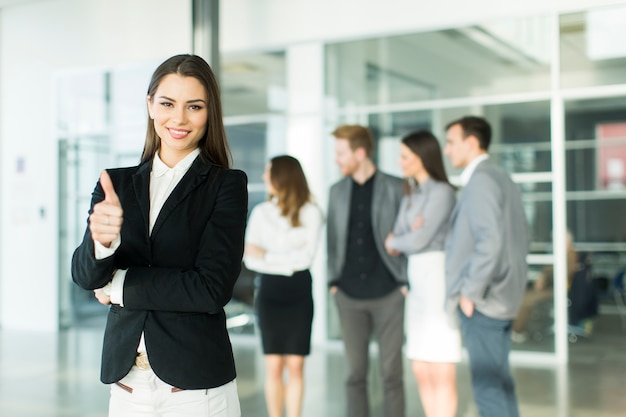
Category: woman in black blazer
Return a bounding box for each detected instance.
[71,54,247,417]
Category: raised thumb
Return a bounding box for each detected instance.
[100,170,120,204]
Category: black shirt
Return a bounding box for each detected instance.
[337,173,398,299]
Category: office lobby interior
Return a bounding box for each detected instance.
[1,0,626,415]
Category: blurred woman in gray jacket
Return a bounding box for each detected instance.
[385,130,460,417]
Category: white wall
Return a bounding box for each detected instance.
[0,9,3,329]
[221,0,626,53]
[0,0,192,331]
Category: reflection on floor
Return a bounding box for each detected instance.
[1,316,625,417]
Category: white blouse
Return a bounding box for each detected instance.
[244,200,324,276]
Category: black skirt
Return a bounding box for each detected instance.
[255,269,314,355]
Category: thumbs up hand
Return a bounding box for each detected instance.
[89,170,124,248]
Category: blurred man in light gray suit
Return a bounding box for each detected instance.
[444,116,529,417]
[327,125,407,417]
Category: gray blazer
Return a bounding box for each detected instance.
[388,178,455,255]
[445,159,529,320]
[327,171,407,286]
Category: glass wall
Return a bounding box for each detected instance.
[323,3,626,357]
[324,15,557,351]
[221,51,288,334]
[560,5,626,352]
[564,95,626,344]
[560,9,626,89]
[57,65,152,328]
[326,15,552,107]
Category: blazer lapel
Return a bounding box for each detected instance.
[449,191,462,226]
[150,157,213,239]
[450,159,487,224]
[371,172,384,235]
[336,177,352,231]
[132,161,152,235]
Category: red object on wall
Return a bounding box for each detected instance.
[596,122,626,190]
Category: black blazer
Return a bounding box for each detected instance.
[71,156,248,390]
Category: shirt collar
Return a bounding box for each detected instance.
[459,154,489,186]
[152,148,200,177]
[351,170,377,187]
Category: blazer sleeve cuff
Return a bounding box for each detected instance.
[110,269,127,306]
[94,235,121,260]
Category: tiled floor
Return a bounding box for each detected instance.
[1,318,625,417]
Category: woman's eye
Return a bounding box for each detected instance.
[159,102,173,108]
[189,105,203,111]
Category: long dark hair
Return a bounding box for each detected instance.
[269,155,311,227]
[141,54,231,168]
[402,130,452,193]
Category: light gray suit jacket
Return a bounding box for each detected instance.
[445,159,529,320]
[327,171,407,286]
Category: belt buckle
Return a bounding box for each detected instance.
[135,352,150,370]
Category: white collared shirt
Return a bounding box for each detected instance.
[148,148,200,234]
[244,199,324,276]
[459,154,489,186]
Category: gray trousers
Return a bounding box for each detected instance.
[460,309,519,417]
[335,289,406,417]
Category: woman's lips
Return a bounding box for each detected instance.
[168,128,190,139]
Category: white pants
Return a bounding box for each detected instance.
[109,366,241,417]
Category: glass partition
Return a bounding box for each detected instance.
[57,66,149,327]
[326,15,552,108]
[222,51,288,335]
[560,5,626,89]
[325,9,558,349]
[222,52,287,117]
[564,96,626,351]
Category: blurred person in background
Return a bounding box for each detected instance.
[512,231,578,342]
[444,116,529,417]
[244,155,324,417]
[385,130,460,417]
[327,124,407,417]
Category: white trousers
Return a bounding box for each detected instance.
[108,366,241,417]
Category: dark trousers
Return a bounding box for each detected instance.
[335,289,405,417]
[459,309,519,417]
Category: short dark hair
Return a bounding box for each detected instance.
[142,54,231,168]
[331,125,374,157]
[445,116,492,151]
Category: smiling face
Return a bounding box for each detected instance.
[147,73,208,167]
